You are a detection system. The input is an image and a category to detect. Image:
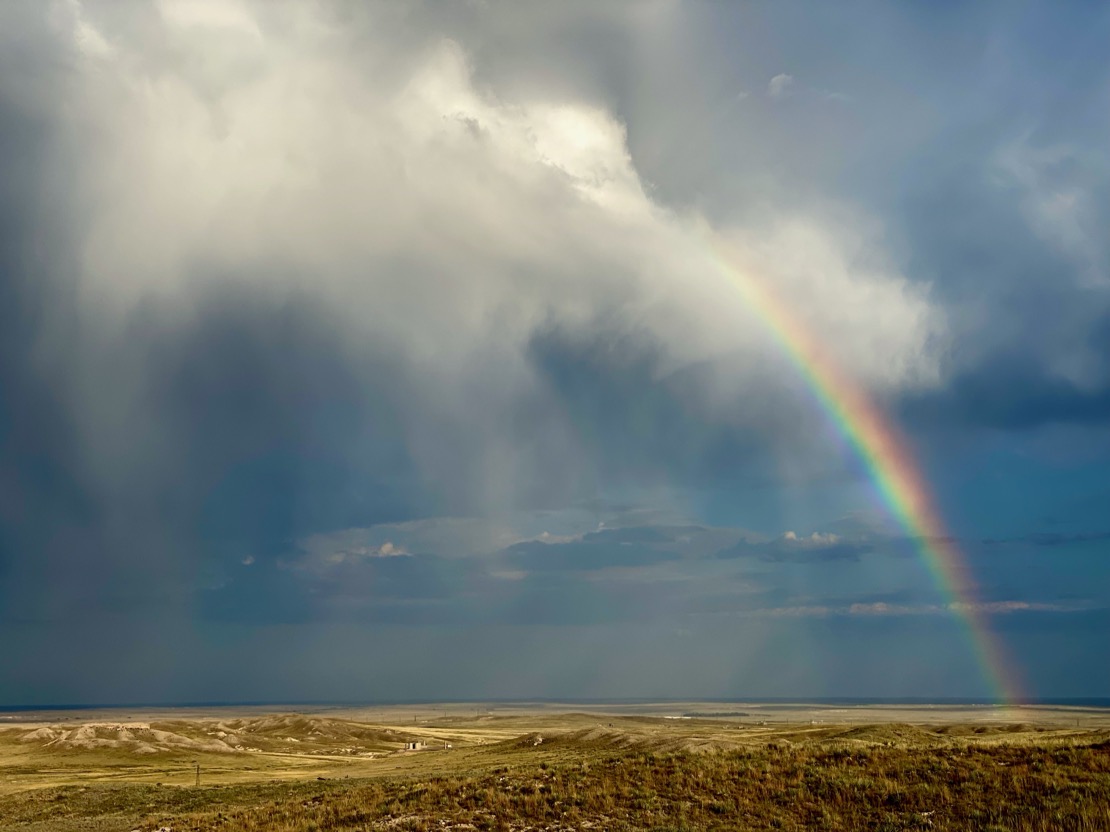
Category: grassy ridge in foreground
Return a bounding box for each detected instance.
[7,737,1110,832]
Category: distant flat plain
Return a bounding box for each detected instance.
[2,701,1108,831]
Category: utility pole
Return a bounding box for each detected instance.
[193,761,200,787]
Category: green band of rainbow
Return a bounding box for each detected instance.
[700,231,1024,704]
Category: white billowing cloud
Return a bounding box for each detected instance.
[782,531,841,547]
[767,73,794,99]
[43,1,944,502]
[995,136,1107,289]
[51,0,113,58]
[709,217,942,390]
[992,135,1109,387]
[296,531,413,572]
[156,0,262,38]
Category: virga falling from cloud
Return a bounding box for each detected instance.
[39,0,946,515]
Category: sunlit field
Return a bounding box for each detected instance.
[3,703,1108,831]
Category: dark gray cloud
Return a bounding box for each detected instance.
[983,530,1110,548]
[715,533,874,563]
[503,535,679,574]
[526,328,824,489]
[902,347,1110,430]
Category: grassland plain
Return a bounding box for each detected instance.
[1,705,1108,831]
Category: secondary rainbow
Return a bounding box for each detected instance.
[700,231,1024,705]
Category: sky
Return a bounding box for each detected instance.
[1,0,1108,706]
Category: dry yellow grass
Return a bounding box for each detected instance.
[1,704,1108,831]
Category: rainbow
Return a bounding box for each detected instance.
[700,231,1024,705]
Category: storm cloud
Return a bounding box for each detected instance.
[1,0,1108,704]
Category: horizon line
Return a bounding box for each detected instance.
[3,696,1109,714]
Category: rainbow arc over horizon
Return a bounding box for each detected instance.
[700,232,1025,705]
